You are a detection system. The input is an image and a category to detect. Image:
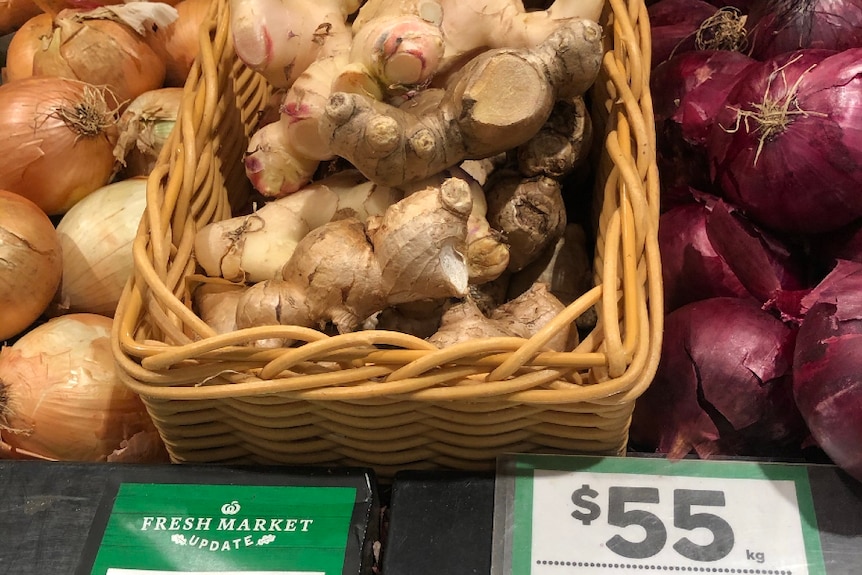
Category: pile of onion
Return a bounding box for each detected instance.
[0,313,167,462]
[0,76,119,215]
[0,190,63,342]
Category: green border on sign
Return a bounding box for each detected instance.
[509,454,826,575]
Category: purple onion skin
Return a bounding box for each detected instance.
[660,202,751,312]
[652,51,757,203]
[630,297,805,459]
[648,0,719,68]
[793,260,862,480]
[708,48,862,235]
[659,197,806,313]
[746,0,862,60]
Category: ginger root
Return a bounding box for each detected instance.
[235,177,473,336]
[194,170,401,282]
[516,96,593,179]
[319,19,603,187]
[428,282,573,350]
[484,171,567,273]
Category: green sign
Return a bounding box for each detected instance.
[87,483,357,574]
[494,454,827,575]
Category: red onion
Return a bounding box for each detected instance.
[652,50,757,202]
[793,259,862,481]
[746,0,862,60]
[708,48,862,234]
[659,195,806,314]
[630,297,806,459]
[648,0,720,67]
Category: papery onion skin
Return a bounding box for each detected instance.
[647,0,719,68]
[746,0,862,60]
[659,200,750,312]
[0,313,162,461]
[149,0,211,87]
[3,11,53,83]
[630,297,805,459]
[793,260,862,481]
[652,50,757,203]
[0,76,119,216]
[54,177,147,317]
[32,7,167,107]
[708,48,862,235]
[0,190,63,342]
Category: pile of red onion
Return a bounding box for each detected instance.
[636,0,862,482]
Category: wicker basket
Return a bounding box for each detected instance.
[112,0,663,476]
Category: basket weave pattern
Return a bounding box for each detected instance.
[112,0,662,474]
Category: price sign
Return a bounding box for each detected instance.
[492,454,827,575]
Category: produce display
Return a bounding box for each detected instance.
[630,0,862,481]
[0,0,859,494]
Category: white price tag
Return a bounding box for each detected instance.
[493,455,827,575]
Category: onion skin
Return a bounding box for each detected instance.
[708,48,862,234]
[647,0,719,68]
[33,7,167,106]
[630,297,806,459]
[793,260,862,481]
[53,177,147,317]
[149,0,210,87]
[747,0,862,60]
[0,76,119,215]
[3,11,53,83]
[659,196,806,314]
[0,313,163,461]
[652,50,756,203]
[0,190,63,342]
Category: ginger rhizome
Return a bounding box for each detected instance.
[235,177,473,336]
[319,19,603,188]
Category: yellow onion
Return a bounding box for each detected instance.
[53,177,147,317]
[32,3,178,106]
[112,87,182,178]
[148,0,211,87]
[0,76,119,215]
[0,190,63,342]
[0,0,42,36]
[3,11,52,83]
[0,313,166,462]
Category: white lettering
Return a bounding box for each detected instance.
[232,537,243,549]
[141,517,154,531]
[169,517,182,530]
[218,518,236,531]
[254,518,267,531]
[154,517,168,530]
[188,535,201,546]
[244,535,254,547]
[209,540,219,551]
[198,538,209,549]
[183,517,195,531]
[237,518,251,531]
[221,541,231,551]
[285,519,297,532]
[269,519,283,531]
[197,517,212,531]
[300,519,313,532]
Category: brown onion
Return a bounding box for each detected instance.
[3,11,52,83]
[0,190,63,342]
[112,87,182,178]
[32,3,177,106]
[148,0,211,87]
[0,313,165,462]
[0,76,119,215]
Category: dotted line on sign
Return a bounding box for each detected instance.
[535,560,792,574]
